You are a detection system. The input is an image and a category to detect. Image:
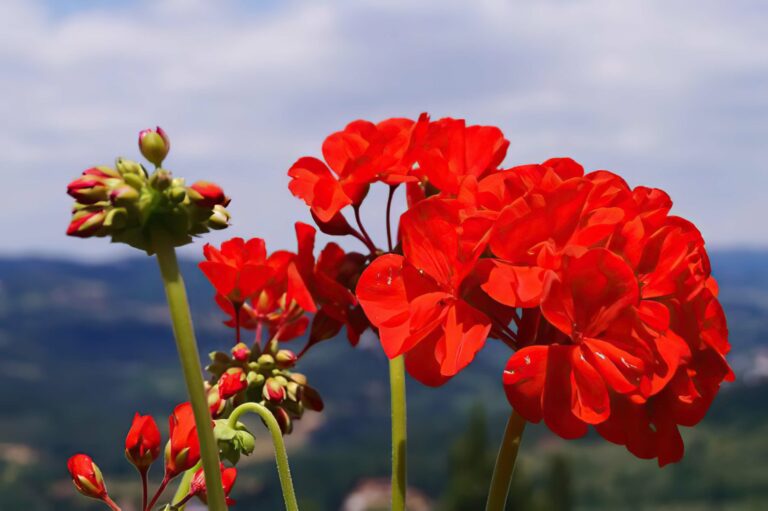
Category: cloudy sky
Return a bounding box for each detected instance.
[2,0,766,260]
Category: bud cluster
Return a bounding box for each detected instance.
[66,127,231,253]
[207,340,323,435]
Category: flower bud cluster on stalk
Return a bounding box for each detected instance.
[66,127,231,252]
[207,340,323,436]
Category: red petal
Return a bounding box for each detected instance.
[478,259,547,308]
[439,301,491,376]
[503,346,548,423]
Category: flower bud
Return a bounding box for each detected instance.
[302,384,324,412]
[125,413,161,472]
[189,181,231,208]
[208,204,231,230]
[208,385,226,417]
[218,367,247,399]
[286,381,302,402]
[67,209,106,238]
[272,407,293,435]
[231,342,250,362]
[67,454,108,500]
[83,165,121,179]
[67,175,109,204]
[116,157,146,177]
[165,402,201,478]
[246,371,265,388]
[263,377,286,403]
[289,372,307,386]
[169,186,187,204]
[257,354,275,369]
[149,168,172,191]
[109,185,139,206]
[138,127,170,167]
[275,349,298,369]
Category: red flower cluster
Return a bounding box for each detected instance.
[288,114,733,465]
[200,223,369,352]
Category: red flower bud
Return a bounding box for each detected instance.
[67,454,108,500]
[109,185,140,206]
[189,180,231,208]
[231,342,250,361]
[67,175,109,204]
[125,413,161,472]
[66,209,106,238]
[208,385,226,418]
[138,126,170,167]
[165,402,201,478]
[263,377,286,403]
[189,463,237,505]
[272,406,293,435]
[218,367,247,399]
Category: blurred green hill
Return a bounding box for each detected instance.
[0,249,766,510]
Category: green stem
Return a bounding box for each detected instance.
[153,234,227,511]
[228,403,299,511]
[389,356,407,511]
[485,410,526,511]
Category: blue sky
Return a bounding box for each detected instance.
[3,0,767,260]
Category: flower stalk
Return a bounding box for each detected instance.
[389,355,407,511]
[485,410,526,511]
[153,230,228,511]
[227,403,299,511]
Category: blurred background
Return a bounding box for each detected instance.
[1,0,766,509]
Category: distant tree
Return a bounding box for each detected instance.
[440,403,493,511]
[546,454,573,511]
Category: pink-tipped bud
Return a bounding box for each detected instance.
[273,407,293,435]
[263,377,286,403]
[208,385,226,418]
[67,175,109,204]
[189,181,231,208]
[138,126,170,167]
[109,185,140,206]
[66,210,106,238]
[275,349,298,369]
[125,413,161,472]
[67,454,108,500]
[83,166,121,179]
[218,367,247,399]
[231,343,251,362]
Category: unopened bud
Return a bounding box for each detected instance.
[263,378,285,403]
[275,349,298,369]
[67,210,106,238]
[189,181,231,208]
[138,127,170,167]
[290,372,307,386]
[67,454,109,500]
[67,175,109,204]
[257,354,275,369]
[272,407,293,435]
[246,371,265,387]
[149,168,172,191]
[208,204,231,230]
[169,186,187,204]
[83,165,121,179]
[109,185,139,206]
[116,158,146,177]
[286,381,302,402]
[231,343,250,362]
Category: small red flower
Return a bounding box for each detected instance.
[189,463,237,505]
[165,402,201,478]
[67,454,108,500]
[125,412,161,472]
[218,368,247,399]
[288,118,416,222]
[199,238,272,305]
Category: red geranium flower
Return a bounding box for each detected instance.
[189,463,237,506]
[125,412,161,472]
[165,402,202,478]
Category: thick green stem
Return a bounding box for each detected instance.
[485,410,526,511]
[228,403,299,511]
[389,356,407,511]
[153,235,227,511]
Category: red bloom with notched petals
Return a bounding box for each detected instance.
[199,238,271,305]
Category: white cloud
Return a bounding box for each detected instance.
[0,0,766,260]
